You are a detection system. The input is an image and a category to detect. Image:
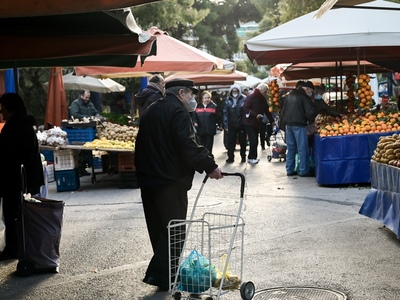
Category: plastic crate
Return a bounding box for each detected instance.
[41,149,54,162]
[54,149,78,171]
[63,127,96,144]
[55,168,80,192]
[46,163,55,183]
[118,152,135,171]
[119,171,138,189]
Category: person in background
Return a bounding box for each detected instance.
[70,90,100,120]
[223,84,247,163]
[308,85,343,154]
[243,88,249,96]
[280,80,315,177]
[242,83,274,164]
[0,93,44,261]
[192,91,218,155]
[69,90,100,176]
[110,94,129,115]
[135,79,222,291]
[135,74,165,122]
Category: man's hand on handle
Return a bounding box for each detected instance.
[208,168,223,179]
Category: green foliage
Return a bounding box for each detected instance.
[101,112,130,125]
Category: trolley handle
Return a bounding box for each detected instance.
[203,172,245,198]
[21,164,27,195]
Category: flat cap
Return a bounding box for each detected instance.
[303,81,314,90]
[165,78,198,94]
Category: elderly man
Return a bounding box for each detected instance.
[70,90,99,119]
[135,78,223,290]
[242,83,274,164]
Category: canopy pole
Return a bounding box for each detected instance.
[13,62,19,94]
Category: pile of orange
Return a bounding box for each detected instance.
[267,79,280,112]
[317,111,400,137]
[345,74,356,112]
[357,74,374,109]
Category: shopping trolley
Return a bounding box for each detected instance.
[168,172,255,300]
[267,129,286,162]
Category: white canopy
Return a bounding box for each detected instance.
[244,0,400,69]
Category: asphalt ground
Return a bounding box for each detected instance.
[1,131,399,299]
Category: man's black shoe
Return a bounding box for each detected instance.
[226,159,234,163]
[143,275,169,291]
[287,172,297,176]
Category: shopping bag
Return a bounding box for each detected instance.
[178,249,217,293]
[213,253,241,290]
[0,198,5,252]
[294,154,315,174]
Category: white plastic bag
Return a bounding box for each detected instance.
[0,198,5,252]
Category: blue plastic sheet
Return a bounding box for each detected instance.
[359,161,400,239]
[313,133,398,185]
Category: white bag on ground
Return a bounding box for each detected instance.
[0,198,5,252]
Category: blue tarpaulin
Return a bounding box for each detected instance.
[359,161,400,239]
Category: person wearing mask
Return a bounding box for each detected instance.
[135,74,165,122]
[192,91,218,155]
[280,81,315,177]
[135,79,223,291]
[0,93,44,261]
[70,90,100,120]
[242,83,274,164]
[223,84,247,163]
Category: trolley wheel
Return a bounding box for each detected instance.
[16,259,35,277]
[205,297,213,300]
[173,292,182,300]
[240,281,255,300]
[267,155,272,162]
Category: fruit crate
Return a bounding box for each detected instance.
[41,149,54,163]
[54,149,78,171]
[55,168,80,192]
[118,152,135,172]
[119,171,138,189]
[62,127,96,145]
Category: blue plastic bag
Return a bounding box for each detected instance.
[178,249,217,293]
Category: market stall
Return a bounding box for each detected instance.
[39,120,138,192]
[359,160,400,239]
[313,131,397,185]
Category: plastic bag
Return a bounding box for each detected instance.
[0,198,5,252]
[178,249,217,293]
[213,254,241,290]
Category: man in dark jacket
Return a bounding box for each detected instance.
[70,90,99,119]
[223,84,247,163]
[135,78,222,290]
[0,93,44,261]
[242,83,274,164]
[280,81,315,177]
[135,74,165,122]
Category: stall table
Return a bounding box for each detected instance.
[313,132,398,185]
[40,145,136,190]
[359,160,400,239]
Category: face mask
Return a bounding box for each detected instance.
[232,93,239,98]
[315,94,323,100]
[307,92,313,97]
[187,97,197,112]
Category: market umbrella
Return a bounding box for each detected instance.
[44,73,126,93]
[235,75,263,89]
[275,60,393,81]
[74,27,236,78]
[314,0,387,19]
[45,68,68,127]
[244,0,400,71]
[0,8,157,69]
[165,70,247,86]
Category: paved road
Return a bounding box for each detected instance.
[1,131,399,299]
